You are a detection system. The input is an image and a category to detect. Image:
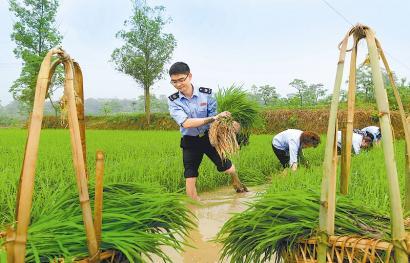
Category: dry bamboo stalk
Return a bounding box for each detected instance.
[340,36,358,195]
[6,227,15,263]
[73,62,87,176]
[318,31,349,263]
[365,27,408,262]
[326,121,338,234]
[94,151,105,258]
[14,59,62,222]
[377,40,410,215]
[13,48,62,263]
[62,56,99,259]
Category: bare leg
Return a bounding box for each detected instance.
[224,164,248,193]
[186,177,200,200]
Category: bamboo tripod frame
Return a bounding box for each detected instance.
[4,48,106,263]
[316,24,409,262]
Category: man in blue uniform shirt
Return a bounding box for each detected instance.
[168,62,248,200]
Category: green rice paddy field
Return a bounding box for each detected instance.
[0,128,406,228]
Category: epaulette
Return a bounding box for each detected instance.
[199,87,212,94]
[168,92,179,101]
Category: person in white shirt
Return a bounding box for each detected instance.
[271,129,321,171]
[337,130,372,155]
[361,126,381,145]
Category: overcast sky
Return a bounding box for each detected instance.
[1,0,410,105]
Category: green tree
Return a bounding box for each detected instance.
[305,83,326,105]
[289,79,308,107]
[356,65,374,102]
[9,0,63,114]
[111,0,176,124]
[250,84,279,106]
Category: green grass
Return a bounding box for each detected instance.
[0,129,408,261]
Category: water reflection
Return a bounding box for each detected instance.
[158,184,268,263]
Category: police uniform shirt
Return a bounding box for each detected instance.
[168,86,216,136]
[272,129,303,166]
[361,126,381,142]
[337,130,363,155]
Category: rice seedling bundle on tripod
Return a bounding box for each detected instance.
[0,183,194,262]
[217,24,410,263]
[217,190,397,263]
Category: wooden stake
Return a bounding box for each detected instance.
[365,27,408,262]
[94,151,105,260]
[6,227,15,263]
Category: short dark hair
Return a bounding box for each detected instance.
[169,62,190,76]
[300,131,321,148]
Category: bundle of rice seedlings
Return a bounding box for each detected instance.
[216,190,394,263]
[216,84,261,146]
[1,183,195,262]
[209,116,240,161]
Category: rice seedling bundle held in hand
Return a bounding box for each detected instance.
[216,85,260,146]
[209,116,240,161]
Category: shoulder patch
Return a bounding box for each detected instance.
[199,87,212,94]
[168,92,179,101]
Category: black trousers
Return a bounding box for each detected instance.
[272,145,289,168]
[181,133,232,178]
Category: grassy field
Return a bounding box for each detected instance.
[0,129,278,227]
[0,128,406,224]
[0,128,408,261]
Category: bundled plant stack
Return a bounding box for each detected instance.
[217,190,396,263]
[1,183,195,262]
[209,115,240,161]
[216,85,260,147]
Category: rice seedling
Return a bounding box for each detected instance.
[216,84,261,146]
[1,183,195,262]
[209,116,240,161]
[216,190,395,263]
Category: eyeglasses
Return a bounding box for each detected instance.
[170,74,189,85]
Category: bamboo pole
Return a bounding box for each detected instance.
[406,117,410,215]
[13,49,62,263]
[6,227,15,263]
[340,36,358,195]
[73,62,87,176]
[14,59,61,221]
[94,151,105,259]
[62,56,99,259]
[326,121,338,235]
[317,32,349,263]
[365,27,408,262]
[377,40,410,214]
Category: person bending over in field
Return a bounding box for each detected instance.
[359,126,382,145]
[337,130,373,155]
[167,62,248,201]
[271,129,321,171]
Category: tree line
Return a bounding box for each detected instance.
[6,0,410,123]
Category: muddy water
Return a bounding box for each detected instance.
[158,184,268,263]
